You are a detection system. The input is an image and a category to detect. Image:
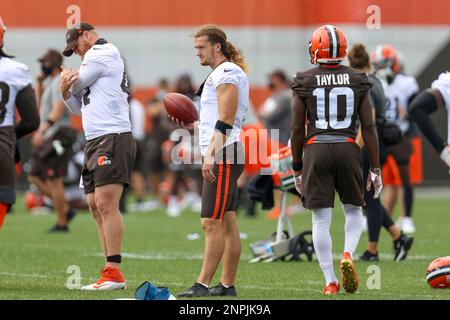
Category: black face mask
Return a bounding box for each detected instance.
[41,65,53,76]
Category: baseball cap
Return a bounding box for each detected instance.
[38,49,63,67]
[63,22,95,57]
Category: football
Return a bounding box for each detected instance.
[426,256,450,288]
[163,93,198,124]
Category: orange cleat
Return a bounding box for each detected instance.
[340,252,359,293]
[322,282,340,295]
[81,266,127,290]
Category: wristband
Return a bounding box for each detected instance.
[215,120,233,136]
[292,162,303,171]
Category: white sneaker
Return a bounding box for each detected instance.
[191,199,202,213]
[167,196,181,217]
[82,281,127,290]
[179,192,197,210]
[396,217,403,230]
[142,199,162,211]
[81,266,127,290]
[400,217,416,234]
[128,201,148,212]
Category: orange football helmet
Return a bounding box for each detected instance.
[0,16,6,47]
[426,256,450,288]
[371,44,401,73]
[309,25,347,65]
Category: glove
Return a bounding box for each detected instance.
[366,168,383,199]
[294,174,303,196]
[440,145,450,169]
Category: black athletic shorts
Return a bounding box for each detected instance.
[0,126,16,204]
[29,127,77,180]
[201,142,245,220]
[301,142,364,209]
[82,132,136,194]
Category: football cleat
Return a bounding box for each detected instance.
[426,256,450,288]
[322,282,340,295]
[359,250,379,262]
[339,252,359,293]
[177,283,209,297]
[309,25,347,65]
[393,233,414,262]
[208,282,237,297]
[81,266,126,290]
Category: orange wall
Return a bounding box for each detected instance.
[1,0,449,27]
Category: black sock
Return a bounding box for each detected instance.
[403,184,413,217]
[106,255,122,263]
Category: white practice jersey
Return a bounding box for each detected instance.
[0,57,32,127]
[198,61,249,156]
[384,73,419,134]
[67,41,131,140]
[431,71,450,143]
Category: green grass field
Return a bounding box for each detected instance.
[0,192,449,300]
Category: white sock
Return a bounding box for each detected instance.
[312,207,337,285]
[342,204,363,259]
[197,282,209,288]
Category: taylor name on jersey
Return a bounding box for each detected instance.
[315,73,350,86]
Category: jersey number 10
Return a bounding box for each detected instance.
[313,87,354,130]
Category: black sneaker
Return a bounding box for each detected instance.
[394,233,414,262]
[177,283,209,297]
[67,208,77,222]
[48,224,69,233]
[209,282,237,297]
[359,250,379,261]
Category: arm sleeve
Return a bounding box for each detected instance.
[62,93,82,115]
[409,90,446,153]
[15,84,40,139]
[70,60,107,96]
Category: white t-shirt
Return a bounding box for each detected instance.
[431,71,450,143]
[64,41,131,140]
[130,98,145,141]
[384,73,419,134]
[0,57,32,127]
[198,61,249,156]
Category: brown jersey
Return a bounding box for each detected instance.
[291,65,372,141]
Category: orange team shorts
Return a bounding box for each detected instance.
[382,136,423,186]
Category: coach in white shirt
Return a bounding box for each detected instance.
[59,23,135,290]
[176,25,249,298]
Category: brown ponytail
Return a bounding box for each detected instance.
[195,24,249,73]
[348,43,370,70]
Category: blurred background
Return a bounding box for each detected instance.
[1,0,449,189]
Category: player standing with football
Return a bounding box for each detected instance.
[59,23,136,290]
[0,16,40,228]
[290,25,382,294]
[176,25,249,297]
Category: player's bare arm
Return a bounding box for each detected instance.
[358,92,382,197]
[290,94,306,194]
[59,66,79,100]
